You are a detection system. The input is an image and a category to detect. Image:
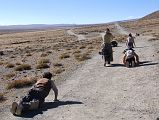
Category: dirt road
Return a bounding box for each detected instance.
[1,25,159,120]
[67,29,86,40]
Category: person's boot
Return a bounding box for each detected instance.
[10,102,23,116]
[10,102,18,115]
[15,104,23,116]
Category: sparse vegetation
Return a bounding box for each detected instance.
[73,50,81,54]
[15,62,22,65]
[38,59,50,64]
[5,72,16,79]
[74,53,91,62]
[53,68,65,74]
[46,50,52,54]
[53,63,63,67]
[60,53,70,59]
[79,46,86,49]
[6,77,37,89]
[41,53,48,57]
[36,63,50,69]
[36,59,50,69]
[15,64,31,71]
[6,63,15,68]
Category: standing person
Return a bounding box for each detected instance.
[101,28,114,66]
[10,72,58,116]
[126,33,136,48]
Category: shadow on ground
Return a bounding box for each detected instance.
[110,63,125,67]
[21,100,83,118]
[110,61,158,68]
[138,61,158,67]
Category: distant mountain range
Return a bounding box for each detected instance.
[141,10,159,20]
[0,24,79,30]
[0,10,158,33]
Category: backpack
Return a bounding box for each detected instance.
[126,49,134,58]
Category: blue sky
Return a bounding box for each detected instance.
[0,0,158,25]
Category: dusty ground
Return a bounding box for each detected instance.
[0,24,159,120]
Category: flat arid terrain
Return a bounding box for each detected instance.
[0,11,159,120]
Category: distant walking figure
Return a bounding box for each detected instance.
[126,33,136,48]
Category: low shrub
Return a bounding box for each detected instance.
[6,63,15,68]
[36,63,50,69]
[38,59,50,64]
[79,46,86,49]
[5,72,16,79]
[41,53,48,57]
[60,53,70,59]
[6,77,37,89]
[72,50,81,54]
[53,63,63,67]
[74,53,91,62]
[53,68,65,74]
[15,64,31,71]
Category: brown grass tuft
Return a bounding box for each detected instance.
[74,53,91,61]
[38,59,50,64]
[36,63,50,69]
[53,63,63,67]
[36,59,50,69]
[72,50,81,54]
[60,53,70,59]
[41,53,48,57]
[6,77,37,89]
[5,72,16,79]
[15,64,31,71]
[6,63,15,68]
[79,46,86,49]
[53,68,65,74]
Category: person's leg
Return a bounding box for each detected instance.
[104,55,106,66]
[123,55,126,65]
[109,45,113,62]
[135,54,139,64]
[131,57,135,67]
[125,59,130,67]
[14,89,35,115]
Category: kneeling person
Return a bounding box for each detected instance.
[10,72,58,116]
[123,48,139,67]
